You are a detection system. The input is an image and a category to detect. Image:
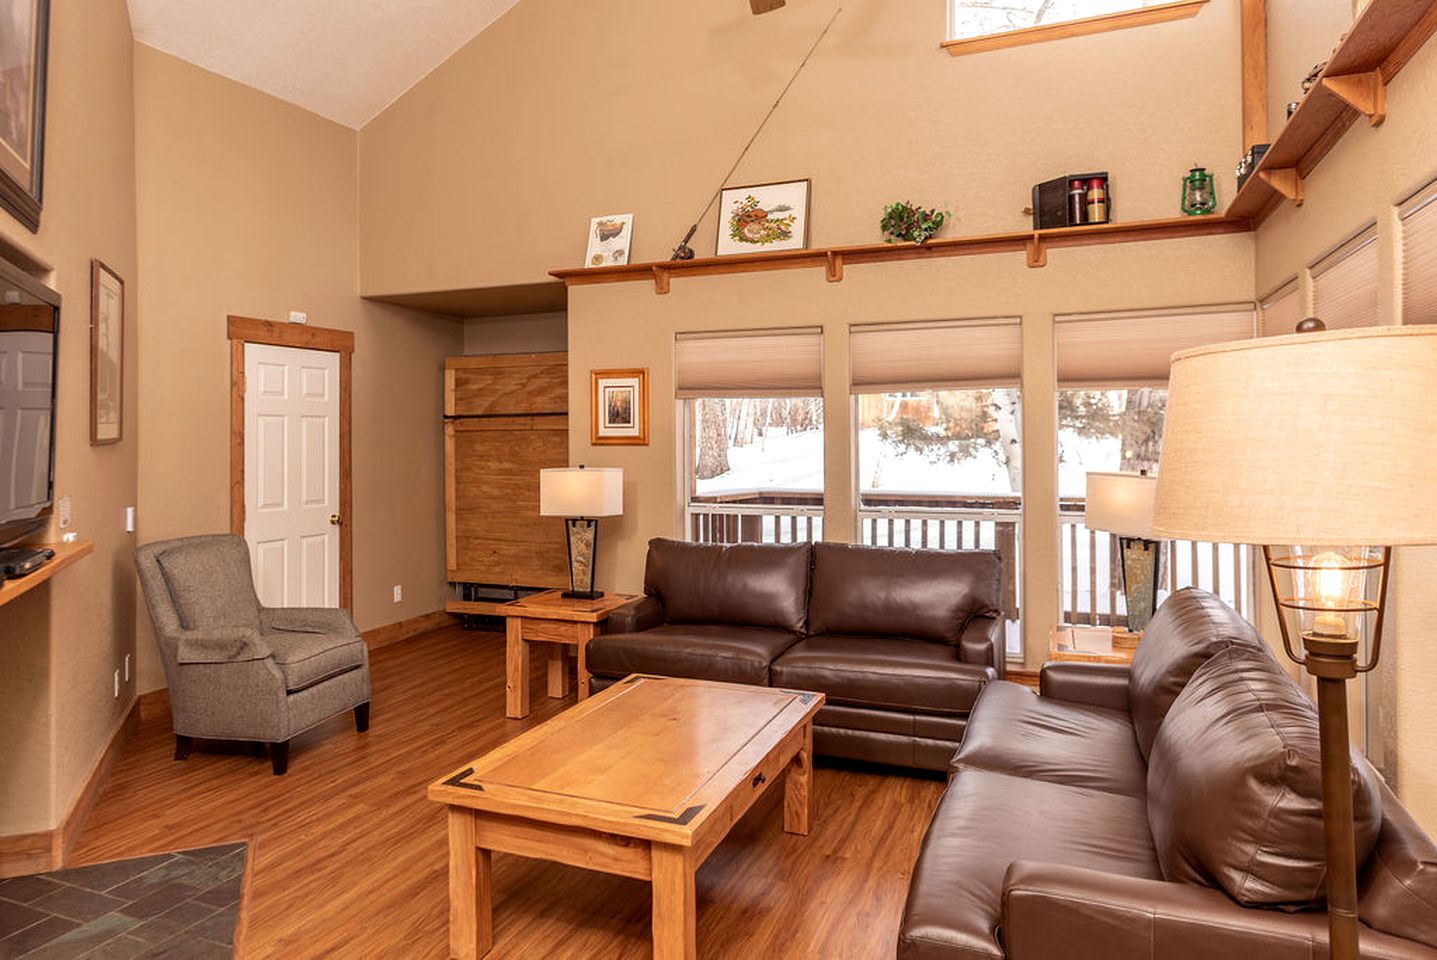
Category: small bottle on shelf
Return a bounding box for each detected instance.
[1086,177,1108,223]
[1068,180,1088,225]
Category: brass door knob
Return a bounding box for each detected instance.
[329,514,342,526]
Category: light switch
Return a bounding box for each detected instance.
[57,496,71,528]
[125,506,136,533]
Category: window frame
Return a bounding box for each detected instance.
[941,0,1208,57]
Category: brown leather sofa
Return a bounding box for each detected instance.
[586,538,1006,770]
[898,588,1437,959]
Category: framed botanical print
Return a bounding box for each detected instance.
[90,260,123,444]
[591,368,648,446]
[0,0,51,232]
[716,179,810,256]
[584,213,633,267]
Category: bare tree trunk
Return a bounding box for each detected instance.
[992,391,1023,493]
[695,399,730,480]
[1118,388,1164,474]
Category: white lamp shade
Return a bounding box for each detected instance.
[1153,327,1437,546]
[539,467,623,518]
[1085,472,1157,538]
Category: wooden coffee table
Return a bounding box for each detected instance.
[496,589,637,719]
[428,675,824,959]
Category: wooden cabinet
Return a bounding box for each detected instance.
[444,354,569,588]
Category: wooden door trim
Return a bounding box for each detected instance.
[228,316,355,611]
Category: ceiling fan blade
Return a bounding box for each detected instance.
[750,0,786,13]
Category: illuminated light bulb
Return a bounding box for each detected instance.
[1306,551,1357,638]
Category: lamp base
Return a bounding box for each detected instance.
[563,518,601,598]
[1118,537,1161,633]
[560,589,604,601]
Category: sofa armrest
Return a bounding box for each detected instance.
[1038,661,1130,712]
[1002,861,1416,960]
[261,606,358,637]
[604,595,664,634]
[173,626,271,664]
[958,614,1005,679]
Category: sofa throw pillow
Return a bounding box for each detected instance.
[1147,646,1383,908]
[156,538,262,632]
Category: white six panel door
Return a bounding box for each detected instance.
[244,343,340,608]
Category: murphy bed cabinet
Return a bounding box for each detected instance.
[444,353,570,616]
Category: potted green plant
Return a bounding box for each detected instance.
[880,201,950,245]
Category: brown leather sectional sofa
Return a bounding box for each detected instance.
[899,588,1437,959]
[586,538,1006,770]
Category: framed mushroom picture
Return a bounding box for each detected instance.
[591,368,648,446]
[716,179,810,256]
[584,213,633,267]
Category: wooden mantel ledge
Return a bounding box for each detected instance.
[551,215,1251,294]
[0,540,95,610]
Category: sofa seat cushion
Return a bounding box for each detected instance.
[262,630,366,692]
[953,680,1146,798]
[770,635,993,716]
[899,768,1161,960]
[584,624,801,686]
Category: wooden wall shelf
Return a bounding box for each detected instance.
[1226,0,1437,223]
[0,541,94,610]
[551,215,1251,294]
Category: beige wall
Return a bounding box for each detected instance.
[464,312,568,355]
[1264,0,1352,144]
[359,0,1245,296]
[0,2,140,835]
[133,46,462,693]
[1253,15,1437,831]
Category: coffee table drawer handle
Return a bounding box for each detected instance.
[752,772,766,788]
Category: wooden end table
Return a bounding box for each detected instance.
[496,589,637,719]
[1048,625,1142,665]
[429,675,823,960]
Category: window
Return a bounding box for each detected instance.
[946,0,1204,51]
[1055,306,1257,627]
[678,329,824,544]
[851,318,1023,656]
[1311,225,1380,330]
[1259,277,1302,337]
[1401,179,1437,324]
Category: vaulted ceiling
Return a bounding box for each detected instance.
[127,0,522,129]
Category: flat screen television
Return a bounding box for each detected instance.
[0,254,60,547]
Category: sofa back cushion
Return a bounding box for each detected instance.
[643,538,810,633]
[1359,781,1437,950]
[1129,588,1267,760]
[806,543,1000,644]
[1146,646,1383,908]
[154,535,262,631]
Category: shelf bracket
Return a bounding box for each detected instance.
[825,251,844,283]
[1026,235,1047,269]
[1259,168,1304,206]
[651,265,671,295]
[1321,71,1387,126]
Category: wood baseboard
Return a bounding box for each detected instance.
[362,610,456,650]
[0,697,140,879]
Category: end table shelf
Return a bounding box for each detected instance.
[0,540,95,610]
[497,589,638,718]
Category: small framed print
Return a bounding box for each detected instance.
[591,368,648,446]
[90,259,123,444]
[584,213,634,267]
[716,179,810,256]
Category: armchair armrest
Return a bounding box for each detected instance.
[959,614,1005,679]
[261,606,359,637]
[604,595,664,634]
[1002,861,1410,959]
[1038,661,1130,712]
[173,626,271,664]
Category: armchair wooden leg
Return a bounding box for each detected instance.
[354,702,370,733]
[174,735,193,761]
[270,740,290,776]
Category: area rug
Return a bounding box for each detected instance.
[0,842,246,959]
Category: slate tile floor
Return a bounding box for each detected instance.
[0,844,244,959]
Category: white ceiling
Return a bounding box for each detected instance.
[128,0,521,129]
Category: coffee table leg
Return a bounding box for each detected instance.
[505,620,530,719]
[783,721,813,836]
[651,844,696,960]
[546,645,569,699]
[447,808,492,959]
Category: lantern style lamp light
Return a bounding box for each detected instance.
[539,466,624,600]
[1181,165,1217,216]
[1152,325,1437,960]
[1085,471,1161,632]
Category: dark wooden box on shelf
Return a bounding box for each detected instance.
[444,353,570,618]
[1031,171,1110,229]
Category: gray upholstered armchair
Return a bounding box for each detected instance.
[135,534,370,775]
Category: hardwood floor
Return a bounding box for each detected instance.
[70,627,944,959]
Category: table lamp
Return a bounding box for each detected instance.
[539,466,624,600]
[1151,325,1437,960]
[1085,471,1160,632]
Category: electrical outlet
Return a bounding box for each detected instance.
[57,496,71,529]
[125,506,136,534]
[113,669,120,698]
[124,654,131,682]
[288,310,308,324]
[392,584,402,603]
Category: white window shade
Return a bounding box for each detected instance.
[1258,278,1302,337]
[1055,304,1256,387]
[1311,226,1379,330]
[1401,184,1437,325]
[675,327,822,398]
[849,318,1022,393]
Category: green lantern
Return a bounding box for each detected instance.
[1181,166,1217,216]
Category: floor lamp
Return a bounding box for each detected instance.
[1150,326,1437,960]
[1085,471,1161,632]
